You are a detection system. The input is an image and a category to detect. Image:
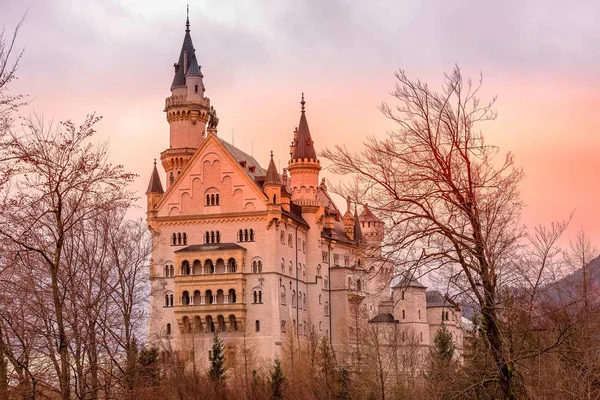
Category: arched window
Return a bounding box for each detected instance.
[249,229,254,241]
[183,232,187,245]
[255,320,260,332]
[171,233,176,246]
[281,259,285,274]
[257,260,262,273]
[280,287,286,305]
[319,294,322,304]
[289,261,293,275]
[169,172,174,184]
[182,316,191,333]
[292,290,296,308]
[210,231,215,243]
[164,294,169,307]
[169,294,174,307]
[418,309,421,319]
[206,290,213,304]
[195,84,199,93]
[324,276,328,288]
[194,316,203,333]
[210,194,215,205]
[228,289,236,303]
[228,258,237,273]
[303,293,306,310]
[217,315,226,332]
[205,231,210,243]
[206,194,210,206]
[402,310,406,319]
[356,279,362,291]
[288,234,293,247]
[182,291,190,305]
[280,230,285,244]
[177,233,182,245]
[244,229,249,242]
[170,265,174,277]
[182,261,190,275]
[216,231,220,243]
[206,316,215,333]
[216,193,220,205]
[317,265,321,276]
[238,229,243,242]
[228,315,238,331]
[324,302,330,316]
[273,194,277,203]
[164,265,169,277]
[217,289,224,304]
[166,323,171,335]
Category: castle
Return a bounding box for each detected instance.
[146,16,463,367]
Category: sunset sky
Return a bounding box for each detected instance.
[2,0,599,244]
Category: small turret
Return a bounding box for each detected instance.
[264,151,282,205]
[360,204,384,255]
[343,197,355,240]
[146,160,164,228]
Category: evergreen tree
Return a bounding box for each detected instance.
[137,346,160,387]
[208,332,226,382]
[432,323,455,364]
[270,358,285,400]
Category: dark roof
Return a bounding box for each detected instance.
[353,206,363,243]
[185,56,203,77]
[291,96,317,161]
[321,221,354,244]
[218,138,267,181]
[264,153,282,186]
[175,243,246,253]
[171,22,200,89]
[360,204,382,223]
[284,203,308,226]
[369,313,398,323]
[146,162,164,194]
[426,290,459,309]
[392,273,427,289]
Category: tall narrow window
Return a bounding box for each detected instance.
[255,320,260,332]
[195,84,199,93]
[206,194,210,205]
[216,231,220,243]
[238,229,243,242]
[244,229,249,242]
[171,233,176,246]
[250,229,254,241]
[183,232,187,245]
[166,323,171,335]
[211,231,215,243]
[177,233,182,245]
[211,194,215,205]
[205,231,210,243]
[216,194,220,205]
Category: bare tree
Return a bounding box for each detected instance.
[0,114,135,399]
[322,66,525,399]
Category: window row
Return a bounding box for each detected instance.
[280,319,320,336]
[280,287,307,310]
[204,230,221,244]
[176,289,238,306]
[279,259,306,278]
[400,309,422,319]
[171,232,188,246]
[238,229,255,242]
[166,314,239,335]
[178,258,238,275]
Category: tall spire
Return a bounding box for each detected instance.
[290,93,317,161]
[171,8,199,89]
[186,4,190,32]
[264,151,282,186]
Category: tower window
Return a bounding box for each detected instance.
[255,320,260,332]
[195,84,199,93]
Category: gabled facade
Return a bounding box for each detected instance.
[146,16,462,368]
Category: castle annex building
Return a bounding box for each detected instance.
[146,17,463,365]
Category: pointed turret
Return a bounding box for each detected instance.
[288,93,321,203]
[146,160,164,195]
[264,151,282,186]
[264,151,283,206]
[343,197,356,239]
[291,93,317,161]
[146,160,164,229]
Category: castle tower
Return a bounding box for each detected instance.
[288,94,321,204]
[360,204,384,256]
[342,197,355,240]
[146,159,164,230]
[161,12,211,188]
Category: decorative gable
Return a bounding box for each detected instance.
[156,136,268,218]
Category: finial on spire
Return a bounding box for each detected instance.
[300,92,305,113]
[186,4,190,32]
[270,150,274,158]
[153,158,157,166]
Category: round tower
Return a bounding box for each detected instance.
[161,14,211,188]
[288,94,321,205]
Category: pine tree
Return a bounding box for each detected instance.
[208,332,226,382]
[270,358,285,400]
[432,323,455,365]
